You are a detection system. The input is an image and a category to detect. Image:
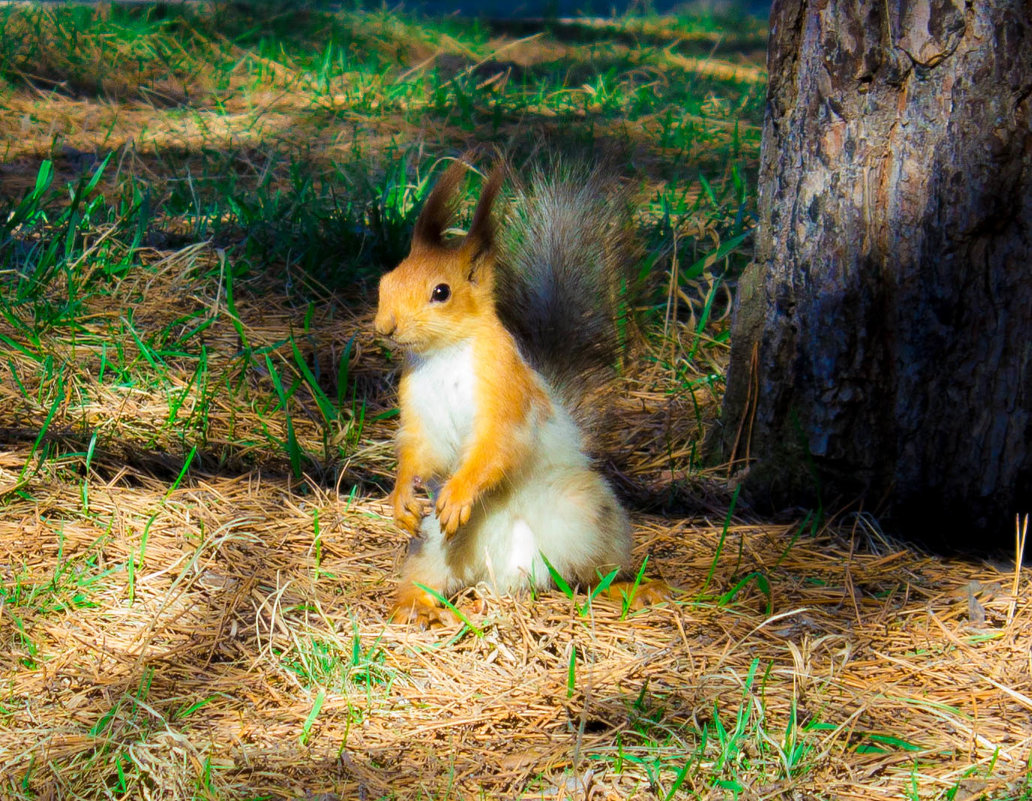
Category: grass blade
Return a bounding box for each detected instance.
[265,354,303,479]
[300,687,326,745]
[540,553,574,601]
[702,484,740,594]
[291,335,337,425]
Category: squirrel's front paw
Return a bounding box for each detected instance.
[435,479,474,537]
[389,484,425,535]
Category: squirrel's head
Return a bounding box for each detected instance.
[375,161,504,352]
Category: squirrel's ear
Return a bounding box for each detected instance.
[412,160,467,250]
[463,164,505,279]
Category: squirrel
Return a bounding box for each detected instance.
[374,158,669,626]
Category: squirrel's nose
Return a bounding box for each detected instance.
[375,311,396,338]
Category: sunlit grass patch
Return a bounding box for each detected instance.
[1,4,1027,800]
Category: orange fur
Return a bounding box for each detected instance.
[373,161,662,625]
[375,163,538,613]
[436,321,548,536]
[389,579,457,627]
[378,229,549,538]
[390,376,443,534]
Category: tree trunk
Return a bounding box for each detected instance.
[717,0,1032,546]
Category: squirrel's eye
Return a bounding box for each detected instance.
[431,283,451,303]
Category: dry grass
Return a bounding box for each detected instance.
[0,5,1029,800]
[0,256,1029,799]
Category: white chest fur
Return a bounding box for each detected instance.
[405,340,476,467]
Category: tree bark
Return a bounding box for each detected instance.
[717,0,1032,545]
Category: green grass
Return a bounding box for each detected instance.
[0,2,763,277]
[0,154,370,481]
[0,0,762,489]
[277,622,393,692]
[575,659,822,798]
[0,4,784,798]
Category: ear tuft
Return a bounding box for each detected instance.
[412,160,468,249]
[463,163,505,266]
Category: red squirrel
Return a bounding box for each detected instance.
[374,159,669,626]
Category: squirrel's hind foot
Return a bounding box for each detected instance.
[601,579,675,611]
[389,586,459,629]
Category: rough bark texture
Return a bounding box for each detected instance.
[718,0,1032,545]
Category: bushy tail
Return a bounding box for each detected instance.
[495,162,640,415]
